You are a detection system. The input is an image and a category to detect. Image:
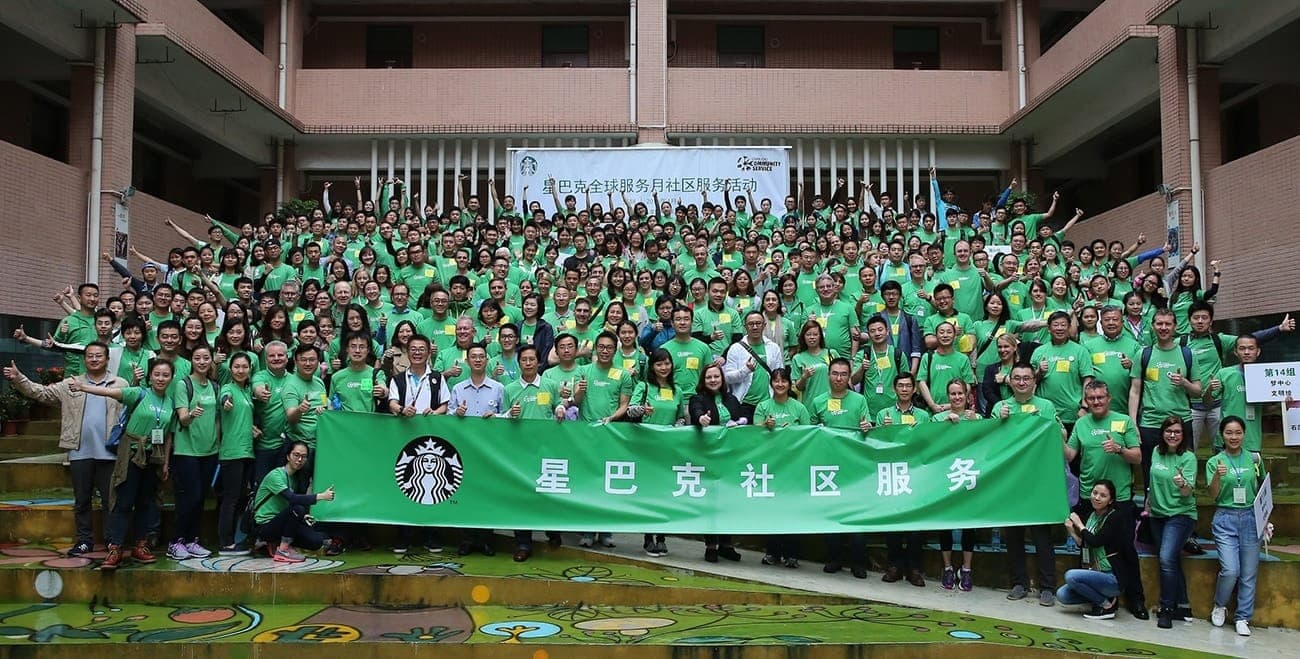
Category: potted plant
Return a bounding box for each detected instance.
[0,389,32,435]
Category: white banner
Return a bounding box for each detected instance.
[508,146,790,218]
[1244,362,1300,403]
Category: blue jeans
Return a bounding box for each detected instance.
[1212,507,1260,622]
[1149,515,1195,610]
[1056,568,1120,607]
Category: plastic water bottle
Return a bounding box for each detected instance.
[330,394,342,411]
[990,529,1002,550]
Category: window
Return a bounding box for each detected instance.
[30,97,68,163]
[366,25,413,69]
[717,25,764,68]
[542,25,589,68]
[893,26,939,70]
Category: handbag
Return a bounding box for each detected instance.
[238,490,275,535]
[105,389,145,454]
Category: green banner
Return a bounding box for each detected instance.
[313,412,1068,534]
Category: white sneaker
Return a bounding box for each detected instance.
[1210,606,1226,627]
[166,542,191,560]
[1235,620,1251,637]
[184,541,212,558]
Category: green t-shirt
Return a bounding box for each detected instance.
[922,311,976,355]
[754,397,810,428]
[858,346,904,415]
[917,349,974,407]
[218,382,255,461]
[790,350,833,405]
[262,263,297,293]
[329,365,386,413]
[1149,450,1198,519]
[810,299,856,356]
[1068,412,1139,501]
[116,346,155,385]
[504,378,563,420]
[252,369,290,451]
[53,311,98,376]
[1184,333,1238,401]
[630,381,683,426]
[1132,344,1194,428]
[281,373,328,447]
[875,404,932,426]
[254,466,292,524]
[578,363,636,422]
[939,264,984,320]
[1205,451,1261,508]
[665,337,713,397]
[693,305,741,357]
[1216,366,1261,452]
[809,390,869,430]
[173,376,221,457]
[120,386,175,441]
[1030,340,1094,423]
[1083,333,1141,414]
[990,395,1059,423]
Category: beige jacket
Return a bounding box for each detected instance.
[12,372,128,451]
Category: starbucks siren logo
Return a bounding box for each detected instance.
[394,436,464,505]
[519,156,539,177]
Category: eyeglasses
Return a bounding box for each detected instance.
[289,452,308,459]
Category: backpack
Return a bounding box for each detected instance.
[1138,345,1195,414]
[1180,332,1226,365]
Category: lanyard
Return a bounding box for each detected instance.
[145,388,165,428]
[1225,451,1248,486]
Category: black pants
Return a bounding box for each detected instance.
[765,535,801,560]
[217,458,253,547]
[1004,523,1056,590]
[171,454,218,543]
[70,459,113,546]
[823,533,867,567]
[704,534,734,548]
[256,504,326,550]
[885,531,923,572]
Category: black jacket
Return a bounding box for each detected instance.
[689,390,744,427]
[1078,509,1143,604]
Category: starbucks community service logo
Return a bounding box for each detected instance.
[519,156,539,177]
[394,436,464,505]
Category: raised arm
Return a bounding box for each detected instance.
[1056,208,1085,237]
[1043,190,1060,219]
[994,178,1016,209]
[206,214,241,244]
[549,176,564,214]
[164,217,203,247]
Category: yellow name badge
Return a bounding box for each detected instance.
[894,268,905,276]
[565,319,576,329]
[607,369,623,380]
[1010,294,1021,305]
[622,359,636,371]
[876,357,891,370]
[817,316,828,328]
[1020,404,1037,413]
[1110,420,1126,433]
[536,392,552,406]
[892,324,900,335]
[686,357,700,370]
[719,313,732,323]
[949,280,961,290]
[445,259,456,268]
[1055,360,1071,373]
[827,399,842,412]
[424,268,435,277]
[901,414,915,425]
[958,335,975,353]
[659,388,674,401]
[444,325,455,335]
[1092,353,1106,365]
[1145,367,1160,382]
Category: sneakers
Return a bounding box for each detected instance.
[823,562,842,574]
[1210,606,1227,627]
[131,541,157,564]
[645,542,664,557]
[717,546,742,561]
[704,547,719,563]
[850,565,868,579]
[959,568,973,592]
[1083,600,1118,620]
[1235,620,1251,637]
[1175,606,1193,622]
[67,542,93,557]
[183,542,211,558]
[1006,584,1028,600]
[324,539,345,556]
[597,534,616,548]
[101,545,124,571]
[762,554,779,566]
[941,566,956,590]
[784,557,800,569]
[578,534,594,548]
[273,547,305,563]
[1157,608,1172,629]
[1039,589,1056,607]
[166,542,191,560]
[424,541,443,554]
[392,545,408,554]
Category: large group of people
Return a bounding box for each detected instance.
[4,167,1292,638]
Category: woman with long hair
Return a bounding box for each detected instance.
[1148,417,1198,629]
[1169,262,1220,336]
[1057,479,1142,621]
[790,321,834,404]
[216,353,257,554]
[689,363,745,564]
[753,367,808,568]
[936,380,982,590]
[168,344,222,560]
[1206,416,1261,636]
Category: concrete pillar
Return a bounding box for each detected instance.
[93,24,137,286]
[263,0,303,111]
[1156,26,1194,245]
[635,0,667,143]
